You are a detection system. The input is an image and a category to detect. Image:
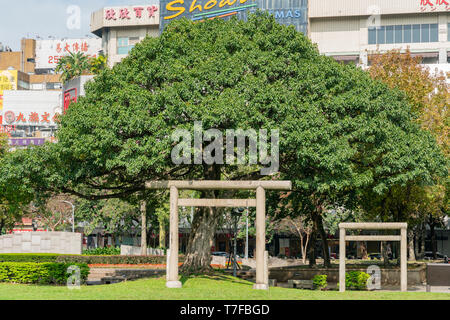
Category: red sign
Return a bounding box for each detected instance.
[64,88,77,113]
[420,0,450,11]
[105,5,158,20]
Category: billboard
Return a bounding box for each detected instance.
[2,91,62,127]
[0,70,18,111]
[35,38,102,69]
[160,0,308,33]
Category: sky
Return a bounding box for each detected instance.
[0,0,158,51]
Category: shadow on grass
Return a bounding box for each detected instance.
[180,271,254,287]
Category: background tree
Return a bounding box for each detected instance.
[368,49,449,260]
[55,51,91,83]
[30,194,75,231]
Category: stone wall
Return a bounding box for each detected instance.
[268,267,426,286]
[120,245,164,256]
[0,232,82,254]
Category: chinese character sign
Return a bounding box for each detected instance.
[420,0,450,11]
[35,39,102,69]
[0,70,18,111]
[2,91,62,127]
[102,5,160,25]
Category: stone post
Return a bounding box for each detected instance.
[253,186,268,290]
[166,186,182,288]
[339,227,346,292]
[401,226,407,292]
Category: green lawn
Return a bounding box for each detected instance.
[0,275,449,300]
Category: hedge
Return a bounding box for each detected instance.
[0,254,62,263]
[82,247,121,256]
[56,255,185,265]
[0,262,89,285]
[0,254,185,265]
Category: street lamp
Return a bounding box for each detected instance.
[60,200,75,232]
[231,207,244,277]
[245,207,249,260]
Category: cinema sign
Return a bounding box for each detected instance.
[160,0,257,30]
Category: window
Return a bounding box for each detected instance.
[117,37,139,55]
[377,26,385,44]
[412,24,421,43]
[403,25,412,43]
[369,23,439,44]
[368,27,376,45]
[394,25,403,43]
[421,24,430,43]
[386,26,394,44]
[430,24,438,42]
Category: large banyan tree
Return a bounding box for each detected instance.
[2,13,446,272]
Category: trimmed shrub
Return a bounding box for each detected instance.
[345,271,371,290]
[56,255,185,265]
[312,275,328,290]
[0,254,185,265]
[0,254,63,263]
[0,262,89,285]
[83,247,121,256]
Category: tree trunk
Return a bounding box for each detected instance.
[420,223,426,259]
[180,206,220,275]
[308,231,317,267]
[140,198,147,256]
[430,219,437,260]
[179,164,221,275]
[381,241,389,267]
[159,218,166,249]
[314,212,331,268]
[408,229,416,261]
[359,241,368,260]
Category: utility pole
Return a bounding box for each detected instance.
[60,200,75,232]
[245,206,249,259]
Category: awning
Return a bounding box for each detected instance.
[331,55,359,61]
[410,52,439,58]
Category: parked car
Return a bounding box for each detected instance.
[212,251,229,257]
[369,253,382,260]
[423,252,446,260]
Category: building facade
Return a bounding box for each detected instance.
[309,0,450,75]
[90,4,161,67]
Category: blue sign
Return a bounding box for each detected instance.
[160,0,308,34]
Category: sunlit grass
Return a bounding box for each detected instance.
[0,274,449,300]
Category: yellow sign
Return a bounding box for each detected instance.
[0,70,18,110]
[164,0,256,21]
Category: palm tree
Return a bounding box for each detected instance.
[55,51,91,84]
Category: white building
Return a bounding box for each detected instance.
[309,0,449,78]
[90,4,160,67]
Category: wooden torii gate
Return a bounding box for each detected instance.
[146,180,292,290]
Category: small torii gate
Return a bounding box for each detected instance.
[339,222,408,292]
[146,180,292,289]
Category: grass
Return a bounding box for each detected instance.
[0,274,449,300]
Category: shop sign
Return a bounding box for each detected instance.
[420,0,450,12]
[36,39,102,69]
[9,138,46,147]
[0,70,18,111]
